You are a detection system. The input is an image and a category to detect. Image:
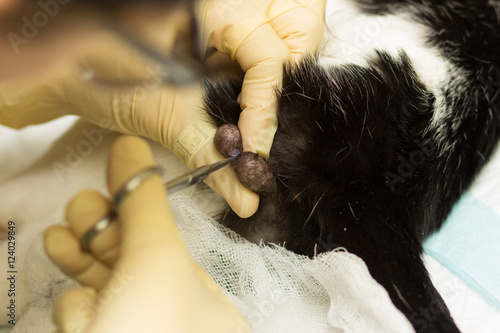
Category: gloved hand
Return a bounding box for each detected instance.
[44,135,251,333]
[197,0,326,158]
[0,0,326,217]
[0,26,259,217]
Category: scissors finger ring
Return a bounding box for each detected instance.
[113,166,163,208]
[81,212,116,252]
[80,166,163,252]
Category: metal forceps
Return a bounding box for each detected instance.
[164,156,236,194]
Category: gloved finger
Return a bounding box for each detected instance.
[234,23,291,157]
[160,84,259,218]
[193,139,260,218]
[44,225,112,291]
[304,0,327,17]
[269,5,325,62]
[53,287,97,333]
[64,190,121,266]
[106,135,184,257]
[206,166,260,218]
[195,0,268,60]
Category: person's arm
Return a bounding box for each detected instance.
[0,28,260,217]
[0,0,326,217]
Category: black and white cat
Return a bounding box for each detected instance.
[204,0,500,332]
[1,0,498,332]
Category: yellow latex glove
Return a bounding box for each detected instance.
[44,135,251,333]
[197,0,326,158]
[0,20,259,217]
[0,1,326,217]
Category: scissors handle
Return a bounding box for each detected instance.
[165,157,235,194]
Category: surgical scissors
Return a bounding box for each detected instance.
[164,156,236,194]
[113,156,235,208]
[82,156,236,251]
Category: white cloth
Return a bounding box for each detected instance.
[1,119,414,332]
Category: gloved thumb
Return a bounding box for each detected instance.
[190,135,261,218]
[163,86,260,218]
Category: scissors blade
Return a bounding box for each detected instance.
[165,157,235,194]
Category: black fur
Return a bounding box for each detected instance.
[203,1,500,332]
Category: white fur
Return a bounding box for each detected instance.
[319,0,465,143]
